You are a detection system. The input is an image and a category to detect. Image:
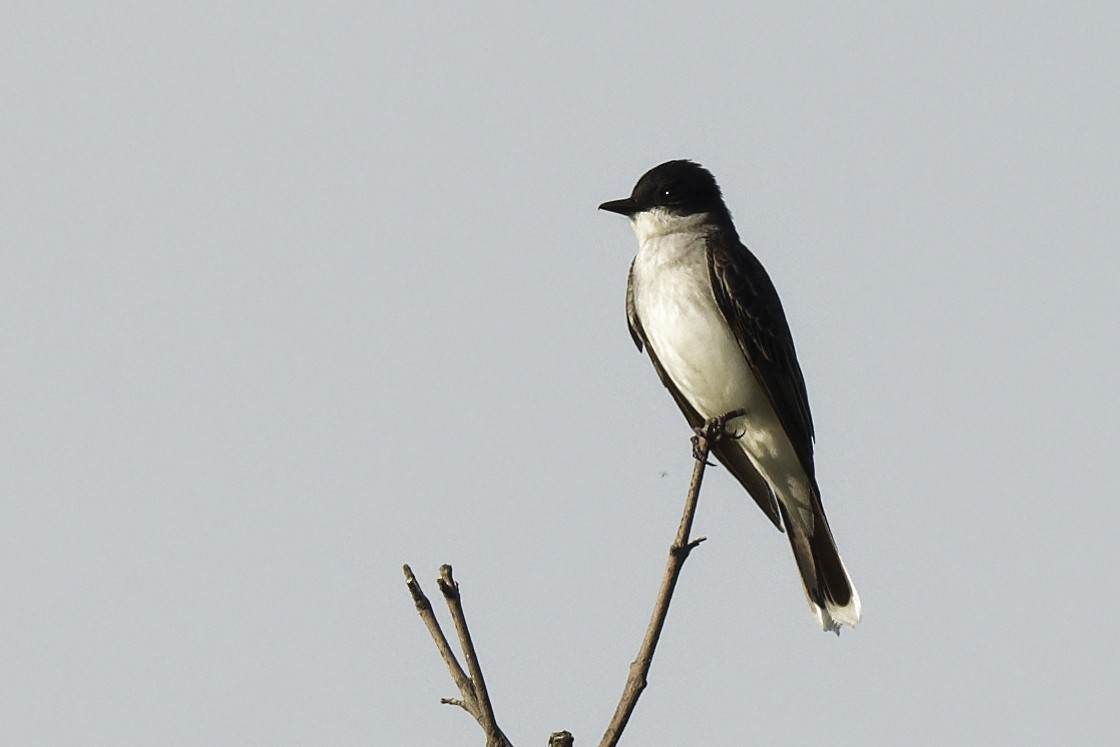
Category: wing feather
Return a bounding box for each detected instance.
[706,235,818,481]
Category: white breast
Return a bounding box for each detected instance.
[629,209,761,420]
[628,209,810,512]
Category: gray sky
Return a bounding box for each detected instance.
[4,2,1118,745]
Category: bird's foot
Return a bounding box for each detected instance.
[691,408,748,461]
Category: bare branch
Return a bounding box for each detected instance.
[406,415,731,746]
[599,422,718,747]
[438,565,512,747]
[402,564,513,747]
[403,564,476,709]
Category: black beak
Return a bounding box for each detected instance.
[598,198,639,216]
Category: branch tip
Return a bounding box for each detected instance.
[440,697,471,713]
[676,536,706,553]
[403,563,432,610]
[437,564,461,599]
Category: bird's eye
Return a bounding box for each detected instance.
[660,186,680,203]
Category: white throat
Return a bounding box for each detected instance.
[630,207,711,246]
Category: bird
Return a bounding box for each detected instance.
[599,160,861,632]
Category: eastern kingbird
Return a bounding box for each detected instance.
[600,160,861,632]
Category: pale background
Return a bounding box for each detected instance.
[4,3,1118,745]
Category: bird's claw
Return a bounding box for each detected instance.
[689,434,717,464]
[698,408,748,443]
[691,408,747,461]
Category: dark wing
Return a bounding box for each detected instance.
[627,260,782,529]
[625,259,644,352]
[707,235,818,483]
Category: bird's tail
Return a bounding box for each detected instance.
[779,500,862,633]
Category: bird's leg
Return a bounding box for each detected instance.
[691,408,748,462]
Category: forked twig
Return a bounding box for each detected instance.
[402,564,513,747]
[405,415,726,746]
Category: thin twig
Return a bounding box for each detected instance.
[440,697,470,711]
[599,423,717,747]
